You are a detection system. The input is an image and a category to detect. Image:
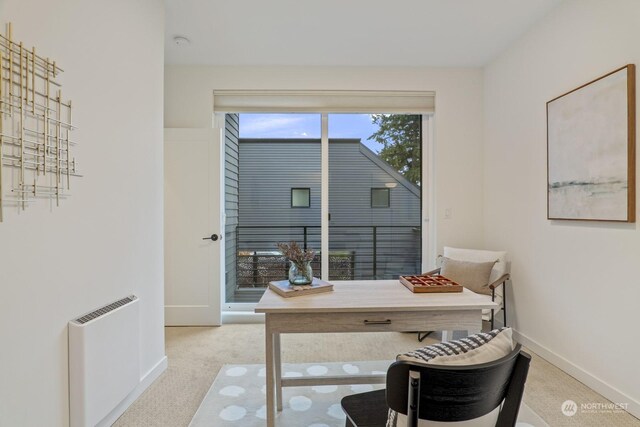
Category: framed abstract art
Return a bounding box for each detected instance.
[547,64,635,222]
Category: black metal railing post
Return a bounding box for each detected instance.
[372,226,377,279]
[303,226,308,250]
[252,251,259,287]
[235,227,239,289]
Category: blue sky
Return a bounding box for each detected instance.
[238,113,384,153]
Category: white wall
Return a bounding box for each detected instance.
[165,65,486,254]
[484,0,640,416]
[0,1,165,425]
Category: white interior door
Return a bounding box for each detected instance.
[164,128,223,326]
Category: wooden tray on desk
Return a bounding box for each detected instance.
[399,274,463,293]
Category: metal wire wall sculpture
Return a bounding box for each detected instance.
[0,22,80,222]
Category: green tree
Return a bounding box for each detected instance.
[367,114,421,186]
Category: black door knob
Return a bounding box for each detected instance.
[202,234,221,241]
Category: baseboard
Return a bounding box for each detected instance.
[96,355,168,427]
[513,329,640,419]
[222,311,264,324]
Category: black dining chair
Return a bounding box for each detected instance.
[341,345,531,427]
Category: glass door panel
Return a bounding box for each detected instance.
[225,113,321,303]
[328,114,422,280]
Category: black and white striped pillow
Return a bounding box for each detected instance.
[387,328,514,427]
[399,327,510,363]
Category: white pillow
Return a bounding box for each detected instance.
[443,247,508,284]
[388,328,515,427]
[440,257,496,295]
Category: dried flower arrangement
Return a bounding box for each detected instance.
[276,241,316,268]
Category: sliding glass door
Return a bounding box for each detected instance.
[224,112,423,303]
[328,114,422,280]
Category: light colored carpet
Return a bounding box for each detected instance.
[114,324,640,427]
[190,361,548,427]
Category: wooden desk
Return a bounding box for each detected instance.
[254,280,498,427]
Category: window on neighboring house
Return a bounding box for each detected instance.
[371,188,390,208]
[291,188,310,208]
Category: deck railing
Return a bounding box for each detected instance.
[234,225,421,289]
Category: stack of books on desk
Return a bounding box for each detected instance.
[268,278,333,298]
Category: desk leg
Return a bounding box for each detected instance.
[274,332,283,411]
[468,314,483,336]
[265,317,275,427]
[441,330,451,342]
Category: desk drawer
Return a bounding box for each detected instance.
[267,310,479,333]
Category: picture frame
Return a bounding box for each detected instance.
[547,64,636,222]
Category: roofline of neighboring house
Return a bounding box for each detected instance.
[239,138,360,144]
[357,143,421,197]
[238,138,421,197]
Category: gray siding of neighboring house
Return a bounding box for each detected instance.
[224,114,239,301]
[238,139,322,227]
[238,138,421,279]
[328,141,420,227]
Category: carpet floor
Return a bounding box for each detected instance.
[190,361,548,426]
[114,324,640,427]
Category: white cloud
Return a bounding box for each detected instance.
[239,113,322,138]
[240,116,305,135]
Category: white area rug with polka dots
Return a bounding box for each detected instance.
[189,360,548,427]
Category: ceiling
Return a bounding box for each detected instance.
[165,0,563,67]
